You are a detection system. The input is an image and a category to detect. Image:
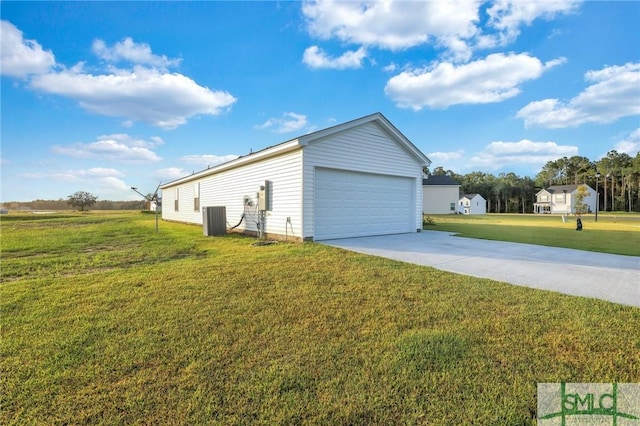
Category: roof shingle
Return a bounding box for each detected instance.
[423,175,460,186]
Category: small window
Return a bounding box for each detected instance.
[555,194,564,202]
[450,203,455,211]
[194,183,200,211]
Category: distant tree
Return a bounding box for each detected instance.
[597,150,633,211]
[568,156,595,184]
[519,176,536,213]
[431,166,457,176]
[67,191,98,211]
[573,185,590,216]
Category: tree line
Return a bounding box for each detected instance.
[429,150,640,213]
[2,198,146,211]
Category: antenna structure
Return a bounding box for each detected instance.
[131,182,161,233]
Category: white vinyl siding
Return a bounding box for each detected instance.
[162,150,303,238]
[535,186,596,214]
[302,121,422,239]
[423,185,461,214]
[458,195,486,215]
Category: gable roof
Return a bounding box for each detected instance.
[161,112,430,189]
[460,193,484,200]
[422,175,460,186]
[536,183,594,197]
[536,184,595,196]
[546,184,581,193]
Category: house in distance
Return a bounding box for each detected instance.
[534,184,596,214]
[458,194,487,215]
[422,175,461,214]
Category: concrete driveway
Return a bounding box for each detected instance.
[323,231,640,308]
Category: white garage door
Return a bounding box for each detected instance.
[314,168,415,240]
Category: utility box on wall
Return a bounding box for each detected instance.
[258,180,272,211]
[203,206,226,236]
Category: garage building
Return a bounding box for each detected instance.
[160,113,431,241]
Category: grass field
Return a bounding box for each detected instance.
[1,212,639,424]
[424,213,640,256]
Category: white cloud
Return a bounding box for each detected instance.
[92,37,181,69]
[30,66,237,129]
[180,154,239,166]
[484,140,576,155]
[385,53,564,110]
[302,0,480,60]
[52,134,162,163]
[80,168,130,198]
[256,112,311,134]
[469,140,578,169]
[15,166,135,201]
[82,167,125,178]
[302,1,582,64]
[427,150,465,163]
[155,167,186,181]
[149,136,164,146]
[383,63,397,73]
[20,167,128,194]
[425,150,466,172]
[517,62,640,128]
[486,0,581,46]
[612,128,640,157]
[303,45,367,69]
[2,22,236,129]
[0,20,55,78]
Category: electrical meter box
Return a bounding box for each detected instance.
[258,180,272,211]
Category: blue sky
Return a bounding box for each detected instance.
[2,1,639,202]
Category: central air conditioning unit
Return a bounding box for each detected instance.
[202,206,226,236]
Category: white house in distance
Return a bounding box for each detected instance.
[534,184,596,214]
[422,175,460,214]
[160,113,431,241]
[458,194,486,215]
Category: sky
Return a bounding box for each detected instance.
[1,1,639,202]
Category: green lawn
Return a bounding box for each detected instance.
[2,212,639,424]
[424,213,640,256]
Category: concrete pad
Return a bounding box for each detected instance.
[323,231,640,308]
